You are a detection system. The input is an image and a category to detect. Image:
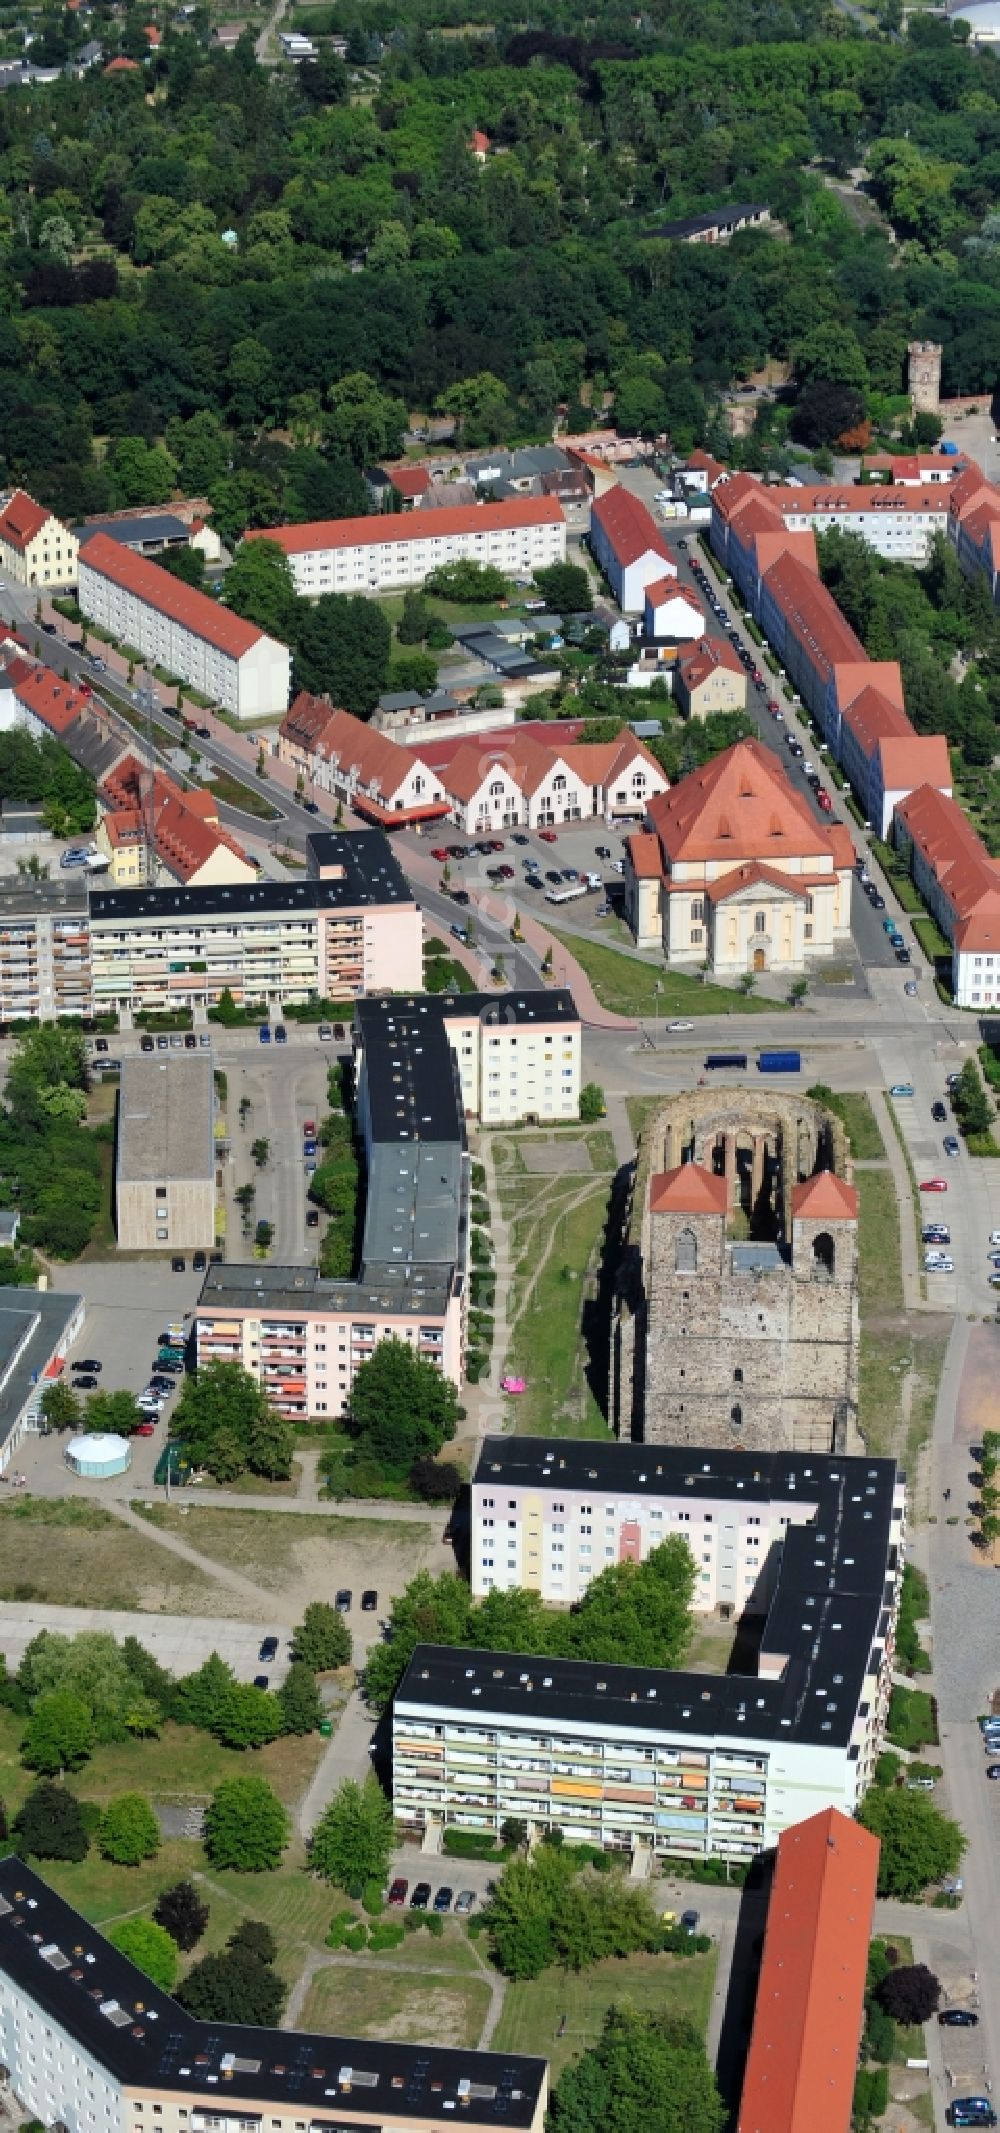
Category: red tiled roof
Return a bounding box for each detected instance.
[249,497,564,556]
[626,830,661,880]
[895,784,1000,944]
[686,447,728,485]
[411,718,587,774]
[591,485,672,570]
[0,490,53,552]
[280,694,445,811]
[80,533,272,660]
[644,579,702,621]
[877,734,951,791]
[840,685,912,760]
[705,860,811,905]
[104,55,139,70]
[711,472,768,526]
[737,1807,879,2133]
[144,23,161,41]
[389,466,431,500]
[790,1170,858,1222]
[752,528,819,578]
[650,1162,728,1216]
[833,661,904,714]
[762,553,866,678]
[775,480,951,518]
[677,635,745,691]
[99,755,251,882]
[10,663,94,735]
[647,738,844,868]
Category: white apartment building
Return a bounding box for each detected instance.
[394,1444,905,1862]
[0,490,79,588]
[0,1863,548,2133]
[355,988,582,1125]
[78,534,290,722]
[89,830,422,1019]
[0,877,91,1022]
[249,498,566,595]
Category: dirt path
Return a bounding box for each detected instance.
[508,1176,607,1334]
[104,1497,286,1619]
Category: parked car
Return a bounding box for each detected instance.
[192,1250,206,1272]
[140,1035,154,1052]
[889,1083,914,1098]
[388,1878,408,1906]
[258,1024,271,1044]
[932,1101,948,1122]
[939,2011,979,2028]
[433,1887,453,1913]
[943,1136,960,1156]
[306,1208,320,1228]
[253,1674,269,1690]
[680,1910,701,1933]
[72,1374,98,1390]
[335,1588,352,1610]
[274,1024,287,1044]
[259,1635,278,1661]
[920,1178,948,1192]
[538,828,558,842]
[171,1255,186,1271]
[361,1589,378,1610]
[410,1883,432,1910]
[454,1890,476,1916]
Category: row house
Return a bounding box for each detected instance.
[893,782,1000,1008]
[277,693,451,827]
[421,725,668,832]
[589,485,677,611]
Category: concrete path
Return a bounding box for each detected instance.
[869,1087,924,1312]
[297,1683,377,1839]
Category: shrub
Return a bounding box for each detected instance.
[368,1920,405,1952]
[362,1877,384,1916]
[887,1685,938,1751]
[853,2066,889,2126]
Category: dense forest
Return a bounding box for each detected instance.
[1,5,1000,536]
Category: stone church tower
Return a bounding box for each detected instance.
[908,341,942,416]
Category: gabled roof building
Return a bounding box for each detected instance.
[78,534,290,723]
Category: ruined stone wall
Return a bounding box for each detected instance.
[610,1089,859,1452]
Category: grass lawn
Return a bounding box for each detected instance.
[547,933,781,1018]
[0,1703,327,1824]
[807,1088,886,1162]
[300,1958,492,2050]
[492,1948,717,2080]
[0,1499,224,1614]
[205,769,281,821]
[137,1503,435,1592]
[858,1169,903,1316]
[502,1178,612,1439]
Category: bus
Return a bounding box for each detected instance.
[703,1053,748,1071]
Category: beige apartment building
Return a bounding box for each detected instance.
[89,831,422,1019]
[0,1862,548,2133]
[115,1054,216,1252]
[355,989,582,1125]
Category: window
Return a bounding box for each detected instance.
[675,1227,697,1273]
[812,1231,835,1275]
[754,912,766,934]
[734,1366,743,1384]
[690,900,704,921]
[731,1403,743,1428]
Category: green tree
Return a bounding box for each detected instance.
[549,2006,724,2133]
[397,588,432,645]
[171,1361,280,1481]
[153,1879,209,1951]
[203,1775,289,1871]
[533,562,591,614]
[108,1918,178,1990]
[224,539,298,643]
[40,1380,81,1430]
[277,1662,324,1735]
[175,1651,237,1731]
[579,1083,605,1122]
[424,561,507,603]
[13,1781,89,1861]
[84,1388,145,1438]
[858,1787,965,1900]
[435,372,512,447]
[294,594,391,716]
[348,1337,459,1470]
[388,650,438,695]
[105,435,176,507]
[21,1691,95,1774]
[325,371,407,464]
[98,1792,161,1865]
[213,1684,284,1752]
[177,1947,284,2024]
[19,1630,161,1743]
[228,1918,279,1965]
[310,1777,395,1892]
[292,1602,351,1672]
[364,1571,473,1712]
[247,1411,295,1480]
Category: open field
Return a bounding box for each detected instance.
[491,1948,717,2080]
[0,1500,224,1613]
[494,1134,614,1438]
[137,1503,440,1600]
[299,1958,492,2049]
[548,933,781,1019]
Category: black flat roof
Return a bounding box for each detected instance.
[0,1862,546,2127]
[356,989,578,1033]
[415,1446,901,1750]
[360,1016,463,1147]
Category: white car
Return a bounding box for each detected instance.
[667,1020,694,1032]
[610,859,624,875]
[924,1256,955,1274]
[990,1231,1000,1246]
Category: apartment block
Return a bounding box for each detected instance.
[0,877,91,1023]
[355,989,582,1125]
[589,485,676,611]
[89,831,421,1019]
[394,1449,904,1861]
[0,1861,548,2133]
[196,986,469,1417]
[249,498,566,596]
[78,534,290,722]
[115,1054,216,1251]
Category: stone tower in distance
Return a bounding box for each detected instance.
[908,340,942,416]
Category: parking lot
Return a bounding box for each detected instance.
[225,1049,334,1263]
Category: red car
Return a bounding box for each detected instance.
[430,847,449,862]
[488,838,504,852]
[817,791,832,812]
[387,1877,408,1905]
[767,699,780,713]
[303,1120,316,1135]
[538,828,558,843]
[134,1422,156,1436]
[920,1178,948,1192]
